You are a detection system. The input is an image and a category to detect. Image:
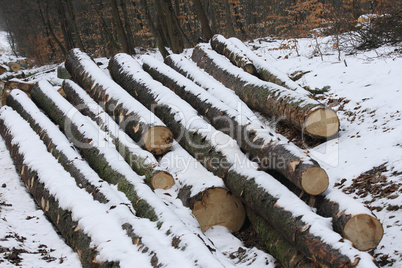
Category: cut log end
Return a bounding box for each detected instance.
[151,171,175,190]
[244,64,257,75]
[304,107,339,138]
[142,126,174,155]
[192,188,245,233]
[301,167,329,195]
[343,213,384,251]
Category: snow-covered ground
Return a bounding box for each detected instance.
[0,31,401,267]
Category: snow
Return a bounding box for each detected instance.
[0,29,401,267]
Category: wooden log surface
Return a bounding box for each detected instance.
[65,48,173,155]
[210,34,257,75]
[192,44,339,139]
[108,53,374,268]
[62,79,174,190]
[30,80,228,267]
[145,55,328,196]
[246,207,314,268]
[228,36,309,93]
[0,106,155,267]
[161,142,245,232]
[1,80,35,106]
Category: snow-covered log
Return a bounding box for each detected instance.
[62,79,174,190]
[0,107,158,267]
[108,53,376,268]
[144,55,328,195]
[30,80,229,267]
[192,44,339,139]
[1,80,34,105]
[160,142,245,232]
[229,36,308,93]
[210,34,257,75]
[65,48,173,155]
[246,207,313,268]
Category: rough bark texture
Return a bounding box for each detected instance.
[30,81,159,222]
[192,45,339,139]
[6,91,108,203]
[272,171,383,251]
[178,186,245,232]
[0,117,117,268]
[146,57,328,196]
[246,207,314,268]
[108,54,361,267]
[210,34,256,74]
[64,48,173,155]
[1,81,35,105]
[62,79,174,190]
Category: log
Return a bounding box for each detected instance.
[272,171,384,251]
[57,62,72,79]
[8,62,21,72]
[246,207,314,268]
[0,107,156,267]
[1,80,35,105]
[210,34,257,75]
[192,44,340,139]
[62,79,174,190]
[65,48,173,155]
[161,142,245,232]
[229,36,309,93]
[108,53,375,268]
[144,55,328,195]
[30,80,228,267]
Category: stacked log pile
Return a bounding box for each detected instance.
[0,43,383,267]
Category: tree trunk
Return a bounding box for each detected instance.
[193,0,213,41]
[145,55,329,196]
[246,207,314,268]
[65,0,85,51]
[1,81,35,105]
[119,0,136,54]
[110,0,131,53]
[210,35,256,74]
[161,143,245,232]
[65,48,173,155]
[62,79,174,190]
[229,36,307,91]
[271,170,384,251]
[139,0,169,58]
[224,0,235,36]
[192,44,340,139]
[5,90,166,263]
[0,108,118,267]
[108,53,365,267]
[30,80,160,222]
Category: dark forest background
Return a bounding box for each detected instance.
[0,0,399,65]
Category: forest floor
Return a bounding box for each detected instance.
[0,31,401,267]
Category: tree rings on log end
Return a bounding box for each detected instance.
[142,126,174,155]
[244,64,257,75]
[151,171,175,190]
[304,107,339,138]
[192,188,245,233]
[343,214,384,251]
[301,167,329,195]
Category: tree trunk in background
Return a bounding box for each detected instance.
[231,0,247,39]
[44,0,67,55]
[157,0,184,54]
[224,0,235,36]
[65,0,85,51]
[119,0,136,54]
[36,0,57,60]
[139,0,169,58]
[56,0,75,50]
[194,0,213,41]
